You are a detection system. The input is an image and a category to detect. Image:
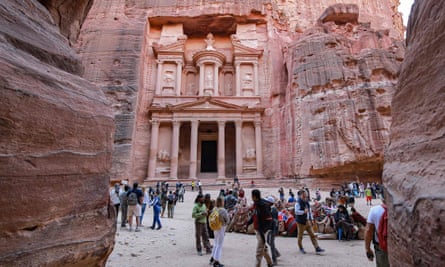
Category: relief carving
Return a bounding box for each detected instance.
[157,149,170,162]
[244,148,256,161]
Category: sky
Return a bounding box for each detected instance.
[398,0,415,26]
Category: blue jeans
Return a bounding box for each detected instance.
[152,205,162,228]
[140,203,147,224]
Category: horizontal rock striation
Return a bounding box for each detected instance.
[384,1,445,266]
[0,0,115,266]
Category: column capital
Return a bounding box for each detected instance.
[172,120,181,126]
[235,120,242,127]
[156,60,163,64]
[217,120,226,127]
[254,120,262,127]
[151,119,160,126]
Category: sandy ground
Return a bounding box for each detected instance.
[106,187,380,267]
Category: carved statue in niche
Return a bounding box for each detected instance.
[157,149,170,162]
[242,72,253,89]
[244,148,256,161]
[163,70,175,87]
[204,68,213,89]
[205,33,215,51]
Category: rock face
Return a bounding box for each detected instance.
[384,1,445,266]
[282,5,404,185]
[0,1,115,266]
[77,0,404,186]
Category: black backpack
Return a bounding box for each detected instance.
[127,191,138,206]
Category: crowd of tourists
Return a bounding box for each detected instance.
[110,180,389,267]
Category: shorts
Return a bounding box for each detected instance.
[128,204,141,217]
[366,196,372,202]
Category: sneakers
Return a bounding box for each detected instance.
[198,251,203,256]
[299,248,306,254]
[315,247,325,254]
[135,228,141,232]
[156,226,162,230]
[209,257,214,265]
[213,262,224,267]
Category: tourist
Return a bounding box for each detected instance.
[265,196,281,265]
[365,186,373,206]
[334,205,354,241]
[209,196,229,267]
[204,194,215,239]
[191,180,196,191]
[295,190,325,254]
[192,194,212,256]
[119,185,130,228]
[167,190,176,218]
[278,187,285,202]
[351,207,367,227]
[126,182,143,232]
[149,191,162,230]
[248,189,274,267]
[198,179,203,194]
[287,191,296,204]
[365,189,389,267]
[160,186,168,217]
[140,186,149,226]
[178,184,185,202]
[109,183,120,219]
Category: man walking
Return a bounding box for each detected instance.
[249,189,274,267]
[295,190,325,254]
[365,188,389,267]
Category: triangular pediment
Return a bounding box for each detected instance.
[152,37,186,56]
[171,97,245,111]
[231,35,263,56]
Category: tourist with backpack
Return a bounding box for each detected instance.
[247,189,274,267]
[126,182,144,232]
[208,196,229,267]
[365,187,389,267]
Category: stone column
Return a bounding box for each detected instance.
[148,119,160,178]
[235,63,241,96]
[213,63,219,96]
[155,60,163,95]
[176,61,182,96]
[254,120,263,177]
[189,120,199,179]
[253,62,259,96]
[217,120,226,180]
[235,120,243,176]
[198,64,204,96]
[170,120,180,179]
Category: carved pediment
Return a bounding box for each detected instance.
[152,36,187,57]
[149,97,263,113]
[231,34,263,57]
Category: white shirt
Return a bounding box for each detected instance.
[367,204,385,243]
[110,188,120,205]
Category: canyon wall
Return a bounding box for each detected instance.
[0,0,115,266]
[77,0,404,184]
[281,4,404,185]
[384,0,445,266]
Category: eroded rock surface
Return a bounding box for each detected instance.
[384,1,445,266]
[0,1,115,266]
[281,6,404,185]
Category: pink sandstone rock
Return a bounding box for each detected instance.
[384,1,445,266]
[0,0,115,266]
[77,1,404,187]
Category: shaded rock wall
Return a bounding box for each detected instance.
[0,0,115,266]
[384,1,445,266]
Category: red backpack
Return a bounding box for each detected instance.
[377,204,388,252]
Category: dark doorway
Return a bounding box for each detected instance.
[201,140,217,172]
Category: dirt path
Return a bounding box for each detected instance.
[106,187,378,267]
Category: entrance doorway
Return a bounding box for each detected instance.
[200,140,217,172]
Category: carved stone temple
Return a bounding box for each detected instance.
[147,26,267,181]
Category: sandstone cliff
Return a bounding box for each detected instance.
[277,4,404,184]
[0,1,115,266]
[384,1,445,266]
[77,0,404,184]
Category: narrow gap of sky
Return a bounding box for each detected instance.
[398,0,414,26]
